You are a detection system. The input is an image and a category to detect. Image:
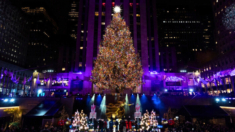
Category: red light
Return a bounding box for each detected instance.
[136,3,139,5]
[102,2,105,6]
[112,2,115,7]
[129,3,133,6]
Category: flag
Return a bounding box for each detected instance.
[22,77,27,85]
[199,77,208,84]
[193,77,199,85]
[36,74,41,84]
[213,79,217,86]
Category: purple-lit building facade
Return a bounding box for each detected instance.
[32,71,200,96]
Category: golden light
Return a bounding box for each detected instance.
[0,106,19,110]
[220,106,235,109]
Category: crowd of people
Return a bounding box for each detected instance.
[90,117,139,132]
[1,121,235,132]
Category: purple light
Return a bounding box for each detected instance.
[76,72,82,74]
[165,76,183,82]
[230,69,235,76]
[150,71,158,74]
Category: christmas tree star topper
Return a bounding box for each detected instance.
[113,6,121,13]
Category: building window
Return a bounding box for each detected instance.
[101,22,105,25]
[80,47,83,50]
[79,62,82,67]
[62,68,66,71]
[95,12,99,16]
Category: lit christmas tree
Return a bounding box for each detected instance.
[150,110,158,130]
[140,110,151,131]
[72,110,80,128]
[79,110,89,131]
[90,6,143,92]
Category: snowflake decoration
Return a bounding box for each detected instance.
[222,3,235,30]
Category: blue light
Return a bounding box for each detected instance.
[189,89,193,92]
[165,89,168,92]
[215,98,220,102]
[222,98,226,102]
[3,99,8,102]
[38,89,42,94]
[64,90,67,92]
[10,99,15,102]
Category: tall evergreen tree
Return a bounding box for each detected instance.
[90,6,143,92]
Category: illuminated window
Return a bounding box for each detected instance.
[102,22,105,25]
[166,45,169,47]
[79,62,82,67]
[218,31,220,34]
[95,12,99,16]
[136,14,140,17]
[167,11,169,13]
[159,52,160,55]
[43,58,45,61]
[216,0,218,2]
[192,49,194,51]
[215,41,217,44]
[62,68,66,71]
[80,47,83,50]
[164,69,167,71]
[102,12,105,16]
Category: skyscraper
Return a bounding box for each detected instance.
[0,0,29,66]
[21,7,58,72]
[156,1,215,72]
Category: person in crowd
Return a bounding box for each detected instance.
[103,119,107,131]
[122,118,126,132]
[119,118,123,132]
[106,119,110,131]
[125,119,129,132]
[128,119,132,131]
[99,119,104,132]
[109,118,113,132]
[134,119,138,132]
[115,119,119,131]
[94,119,98,132]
